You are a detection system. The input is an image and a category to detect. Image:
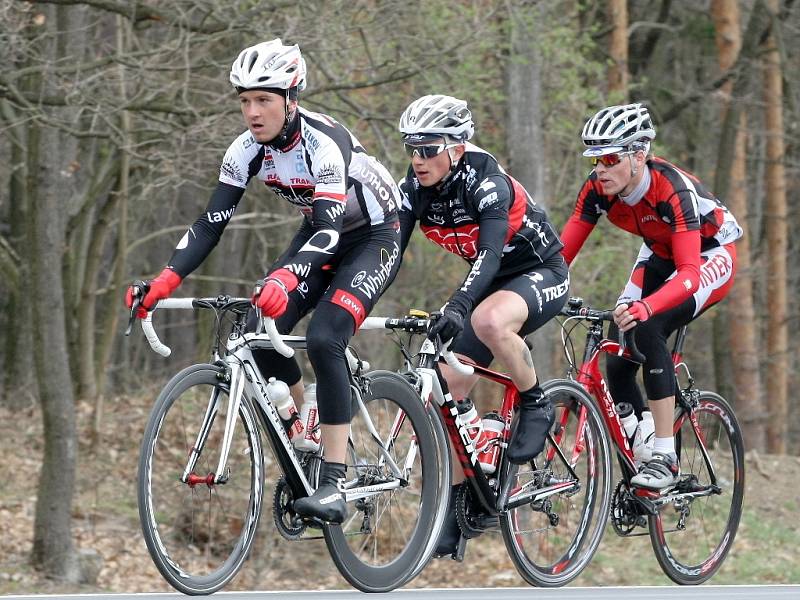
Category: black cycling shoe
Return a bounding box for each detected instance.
[293,461,347,524]
[507,385,555,465]
[434,485,464,557]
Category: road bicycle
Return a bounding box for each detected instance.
[126,294,450,594]
[555,296,745,584]
[359,312,613,587]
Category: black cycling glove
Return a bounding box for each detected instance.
[428,294,470,344]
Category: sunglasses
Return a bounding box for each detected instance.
[404,143,455,159]
[589,151,634,167]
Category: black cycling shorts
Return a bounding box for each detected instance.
[451,253,569,367]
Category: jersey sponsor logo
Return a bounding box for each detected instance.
[356,164,394,202]
[243,135,256,149]
[429,214,445,225]
[641,214,657,223]
[297,281,309,298]
[542,274,570,303]
[295,149,306,174]
[176,230,191,250]
[220,158,245,184]
[524,217,550,245]
[206,207,236,223]
[477,179,496,193]
[502,244,515,253]
[284,262,312,279]
[299,229,340,255]
[478,192,499,211]
[317,163,343,185]
[699,254,731,287]
[422,225,479,258]
[525,272,544,284]
[354,241,400,300]
[459,249,487,293]
[264,153,275,169]
[332,289,366,325]
[351,270,367,287]
[325,201,346,222]
[290,177,313,185]
[303,130,321,153]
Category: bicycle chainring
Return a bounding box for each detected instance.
[273,477,307,541]
[610,479,645,536]
[455,483,497,538]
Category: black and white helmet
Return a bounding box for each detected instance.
[398,94,474,142]
[230,39,307,92]
[581,103,655,156]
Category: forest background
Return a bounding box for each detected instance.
[0,0,798,590]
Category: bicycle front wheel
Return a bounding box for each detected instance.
[649,391,745,584]
[323,371,448,592]
[500,379,612,587]
[138,364,264,595]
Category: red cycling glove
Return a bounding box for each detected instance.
[627,300,653,324]
[125,268,182,318]
[254,269,299,319]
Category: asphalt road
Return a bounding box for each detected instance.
[3,585,799,600]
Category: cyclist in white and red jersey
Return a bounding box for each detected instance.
[125,39,402,523]
[396,95,569,556]
[560,103,742,490]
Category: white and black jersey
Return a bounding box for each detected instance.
[167,107,400,280]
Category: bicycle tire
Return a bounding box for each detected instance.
[138,364,264,595]
[323,371,448,592]
[500,378,613,587]
[649,391,745,584]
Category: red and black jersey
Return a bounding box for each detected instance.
[398,143,562,313]
[562,157,741,263]
[560,156,742,316]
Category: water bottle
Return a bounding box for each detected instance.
[294,384,321,452]
[266,378,304,442]
[616,402,638,440]
[456,398,487,452]
[478,412,504,474]
[633,410,655,463]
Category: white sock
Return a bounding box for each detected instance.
[653,436,675,455]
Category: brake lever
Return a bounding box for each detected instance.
[124,282,146,336]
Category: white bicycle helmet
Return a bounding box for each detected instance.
[581,103,655,156]
[398,94,474,142]
[230,39,307,92]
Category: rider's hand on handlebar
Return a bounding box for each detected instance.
[613,300,652,332]
[125,268,182,319]
[427,307,465,344]
[253,268,298,319]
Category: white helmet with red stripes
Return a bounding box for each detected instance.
[230,39,307,92]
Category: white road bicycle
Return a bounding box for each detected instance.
[127,294,450,594]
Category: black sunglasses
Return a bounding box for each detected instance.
[404,142,456,159]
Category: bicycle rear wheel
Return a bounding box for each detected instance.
[500,379,612,587]
[649,391,744,584]
[138,364,263,595]
[323,371,448,592]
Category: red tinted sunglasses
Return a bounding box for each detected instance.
[589,151,633,167]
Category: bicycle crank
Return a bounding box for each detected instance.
[273,477,307,541]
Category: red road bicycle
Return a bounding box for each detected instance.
[554,296,745,584]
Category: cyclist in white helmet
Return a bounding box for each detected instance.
[126,39,402,524]
[396,94,569,557]
[561,103,742,489]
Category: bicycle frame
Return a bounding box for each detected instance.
[139,298,409,505]
[560,304,724,505]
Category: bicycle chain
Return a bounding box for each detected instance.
[273,477,307,541]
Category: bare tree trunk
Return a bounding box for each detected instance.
[762,0,788,454]
[505,1,557,379]
[608,0,629,99]
[27,118,81,582]
[710,0,765,451]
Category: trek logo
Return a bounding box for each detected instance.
[448,403,479,466]
[460,249,487,293]
[206,207,236,223]
[542,274,570,302]
[354,242,400,299]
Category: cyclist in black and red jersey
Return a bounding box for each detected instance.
[396,95,569,556]
[125,39,402,523]
[560,103,742,490]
